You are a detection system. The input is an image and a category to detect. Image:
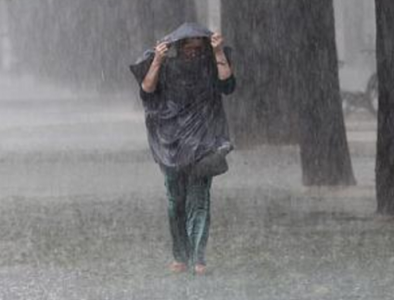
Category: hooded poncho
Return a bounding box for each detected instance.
[130,22,236,169]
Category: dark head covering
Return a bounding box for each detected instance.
[130,22,214,84]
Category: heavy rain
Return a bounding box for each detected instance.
[0,1,393,299]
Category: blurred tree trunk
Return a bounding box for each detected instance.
[221,0,355,185]
[375,0,394,214]
[221,0,299,146]
[296,0,355,186]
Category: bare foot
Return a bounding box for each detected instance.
[194,264,206,275]
[169,261,188,273]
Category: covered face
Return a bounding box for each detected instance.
[175,37,210,60]
[130,22,215,83]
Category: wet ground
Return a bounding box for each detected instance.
[0,75,393,300]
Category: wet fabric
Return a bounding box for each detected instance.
[162,165,212,265]
[130,22,236,169]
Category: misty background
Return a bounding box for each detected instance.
[0,0,377,94]
[0,1,392,300]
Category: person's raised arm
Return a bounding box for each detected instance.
[141,42,168,93]
[211,33,233,80]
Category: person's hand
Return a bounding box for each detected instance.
[153,41,169,64]
[210,32,224,53]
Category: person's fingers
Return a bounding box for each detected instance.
[161,44,169,51]
[156,40,168,45]
[212,32,222,40]
[155,42,168,50]
[159,46,168,54]
[211,33,223,46]
[211,37,223,50]
[155,44,168,59]
[155,44,168,56]
[160,49,168,56]
[155,45,164,52]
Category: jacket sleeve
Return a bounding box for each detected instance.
[217,75,236,95]
[140,87,160,102]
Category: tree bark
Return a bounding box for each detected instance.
[375,0,394,214]
[295,0,356,186]
[221,0,355,185]
[221,0,299,146]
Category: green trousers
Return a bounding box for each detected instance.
[161,166,212,266]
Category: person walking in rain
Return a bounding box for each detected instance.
[130,23,236,275]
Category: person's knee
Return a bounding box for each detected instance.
[187,187,211,211]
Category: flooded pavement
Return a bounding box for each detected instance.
[0,76,392,300]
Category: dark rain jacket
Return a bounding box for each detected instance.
[130,22,236,169]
